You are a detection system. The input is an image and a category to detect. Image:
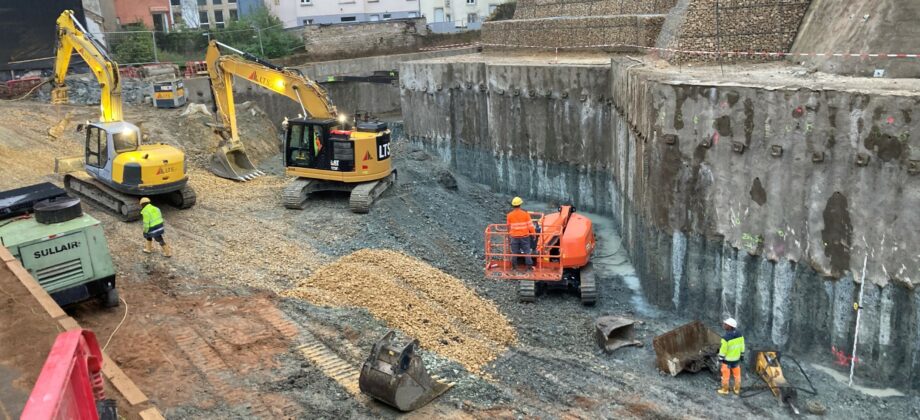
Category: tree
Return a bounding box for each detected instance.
[214,7,300,58]
[111,24,155,64]
[487,2,516,21]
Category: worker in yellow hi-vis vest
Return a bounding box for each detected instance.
[140,197,172,258]
[718,317,745,395]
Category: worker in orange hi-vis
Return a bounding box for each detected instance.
[506,197,536,270]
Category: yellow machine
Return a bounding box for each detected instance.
[751,350,818,415]
[205,41,395,213]
[51,10,195,221]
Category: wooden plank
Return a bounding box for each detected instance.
[57,316,80,331]
[101,353,149,406]
[138,407,167,420]
[5,261,67,320]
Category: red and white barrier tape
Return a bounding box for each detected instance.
[419,42,479,51]
[478,42,920,59]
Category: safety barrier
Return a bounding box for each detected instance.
[484,212,564,281]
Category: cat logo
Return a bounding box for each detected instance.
[156,166,175,175]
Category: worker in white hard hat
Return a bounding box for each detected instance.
[718,317,745,395]
[506,196,535,270]
[139,197,172,258]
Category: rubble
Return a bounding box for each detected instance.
[285,249,517,372]
[38,73,153,105]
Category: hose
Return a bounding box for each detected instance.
[102,297,128,352]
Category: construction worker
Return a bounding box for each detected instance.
[718,317,745,395]
[506,197,536,270]
[140,197,172,258]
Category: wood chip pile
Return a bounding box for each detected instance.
[284,249,517,372]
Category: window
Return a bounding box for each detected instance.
[489,4,497,13]
[214,10,224,28]
[113,130,138,153]
[152,13,167,31]
[170,0,181,6]
[198,0,206,6]
[467,13,477,22]
[300,0,311,4]
[85,126,101,167]
[466,0,475,4]
[434,8,444,22]
[229,0,236,3]
[213,0,222,4]
[305,18,313,25]
[408,12,418,17]
[369,14,379,21]
[229,9,237,20]
[199,11,209,25]
[340,16,356,22]
[382,13,391,19]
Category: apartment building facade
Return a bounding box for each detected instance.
[114,0,173,30]
[169,0,239,29]
[265,0,420,28]
[420,0,505,29]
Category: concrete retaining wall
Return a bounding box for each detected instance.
[399,55,920,389]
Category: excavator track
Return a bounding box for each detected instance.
[579,263,598,306]
[282,178,314,209]
[518,280,536,303]
[348,171,396,214]
[64,173,142,222]
[167,184,197,209]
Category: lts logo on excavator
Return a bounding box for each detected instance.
[248,71,282,91]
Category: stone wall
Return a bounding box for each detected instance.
[514,0,678,19]
[657,0,811,62]
[301,18,428,60]
[790,0,920,78]
[481,0,673,49]
[399,55,920,389]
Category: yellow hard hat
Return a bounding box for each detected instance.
[511,196,523,206]
[139,197,151,205]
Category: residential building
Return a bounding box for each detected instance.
[237,0,268,18]
[286,0,421,27]
[420,0,504,30]
[170,0,239,29]
[265,0,298,28]
[114,0,174,31]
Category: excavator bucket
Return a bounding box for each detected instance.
[652,320,721,376]
[594,316,642,353]
[210,138,264,181]
[358,331,453,411]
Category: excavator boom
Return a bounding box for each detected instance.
[205,41,336,180]
[52,10,122,122]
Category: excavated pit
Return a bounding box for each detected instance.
[399,51,920,391]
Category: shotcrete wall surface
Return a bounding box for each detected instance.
[400,53,920,389]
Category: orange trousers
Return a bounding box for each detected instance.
[721,363,741,389]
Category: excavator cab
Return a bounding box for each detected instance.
[284,118,341,171]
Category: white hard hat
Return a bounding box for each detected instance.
[723,318,738,329]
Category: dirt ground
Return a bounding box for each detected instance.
[0,99,916,419]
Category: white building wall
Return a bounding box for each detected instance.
[291,0,420,26]
[420,0,504,28]
[267,0,300,27]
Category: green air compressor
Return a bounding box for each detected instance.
[0,183,119,307]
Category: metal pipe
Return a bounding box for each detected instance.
[292,87,308,118]
[848,253,869,387]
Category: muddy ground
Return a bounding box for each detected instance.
[0,100,916,419]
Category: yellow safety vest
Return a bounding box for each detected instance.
[141,204,164,233]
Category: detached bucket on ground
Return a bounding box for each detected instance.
[358,331,454,411]
[652,320,721,376]
[210,140,264,181]
[594,316,642,353]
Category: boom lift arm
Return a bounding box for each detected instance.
[205,41,337,180]
[51,10,122,122]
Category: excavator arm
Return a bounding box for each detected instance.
[52,10,122,123]
[205,40,336,141]
[204,40,337,180]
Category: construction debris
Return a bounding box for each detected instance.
[285,249,517,372]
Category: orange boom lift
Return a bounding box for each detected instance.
[484,205,598,305]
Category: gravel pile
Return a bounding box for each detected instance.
[285,249,517,372]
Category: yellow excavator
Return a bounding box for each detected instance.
[51,10,195,221]
[204,40,395,213]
